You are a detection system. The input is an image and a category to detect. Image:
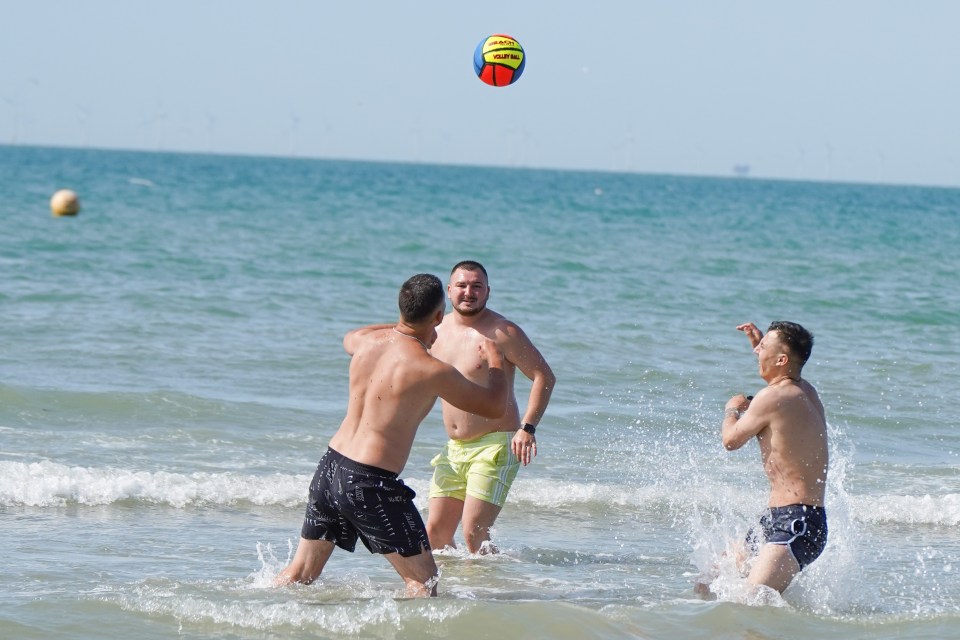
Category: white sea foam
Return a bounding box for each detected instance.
[103,584,412,634]
[853,493,960,526]
[7,459,960,528]
[0,460,307,508]
[93,553,472,637]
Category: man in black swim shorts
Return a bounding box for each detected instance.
[719,321,829,593]
[275,274,508,596]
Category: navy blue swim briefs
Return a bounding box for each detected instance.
[747,504,827,570]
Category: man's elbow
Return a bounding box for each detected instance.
[531,368,556,396]
[543,369,557,390]
[722,435,741,451]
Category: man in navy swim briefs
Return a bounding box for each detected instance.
[717,320,829,594]
[274,274,507,597]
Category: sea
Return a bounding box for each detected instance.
[2,145,959,639]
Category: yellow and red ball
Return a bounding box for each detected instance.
[473,34,525,87]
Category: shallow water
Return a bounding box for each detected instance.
[2,146,960,638]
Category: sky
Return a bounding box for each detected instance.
[3,1,960,187]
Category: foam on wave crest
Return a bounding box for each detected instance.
[0,460,307,508]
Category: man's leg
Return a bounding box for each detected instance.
[385,549,440,597]
[274,537,335,586]
[461,496,503,554]
[459,438,517,554]
[747,543,801,593]
[426,496,464,550]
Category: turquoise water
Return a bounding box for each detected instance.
[2,145,960,638]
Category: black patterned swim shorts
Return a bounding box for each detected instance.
[300,447,430,557]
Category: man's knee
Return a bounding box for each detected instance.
[426,519,455,548]
[462,499,501,532]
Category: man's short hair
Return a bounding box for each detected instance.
[399,274,445,323]
[450,260,488,280]
[768,320,814,367]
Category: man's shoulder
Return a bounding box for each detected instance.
[750,385,790,413]
[798,379,822,399]
[347,325,390,355]
[482,308,523,335]
[756,383,822,425]
[375,344,447,381]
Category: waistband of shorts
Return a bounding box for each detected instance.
[325,447,399,479]
[768,504,825,516]
[449,431,513,448]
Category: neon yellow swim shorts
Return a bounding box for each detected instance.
[429,431,520,507]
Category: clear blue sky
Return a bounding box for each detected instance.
[3,1,959,187]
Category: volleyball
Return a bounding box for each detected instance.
[473,34,525,87]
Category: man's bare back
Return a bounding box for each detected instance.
[330,322,507,473]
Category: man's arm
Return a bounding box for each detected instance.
[343,324,393,355]
[517,351,555,428]
[721,393,766,451]
[736,322,763,350]
[502,323,555,425]
[500,323,555,465]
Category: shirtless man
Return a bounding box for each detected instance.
[721,320,828,593]
[275,274,508,597]
[426,261,555,554]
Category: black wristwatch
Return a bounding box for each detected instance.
[521,423,537,435]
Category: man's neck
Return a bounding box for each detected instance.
[452,308,488,327]
[766,370,801,386]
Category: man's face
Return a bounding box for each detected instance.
[754,330,788,378]
[448,268,489,317]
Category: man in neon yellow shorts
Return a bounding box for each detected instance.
[427,261,555,554]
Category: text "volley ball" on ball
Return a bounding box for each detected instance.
[473,34,525,87]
